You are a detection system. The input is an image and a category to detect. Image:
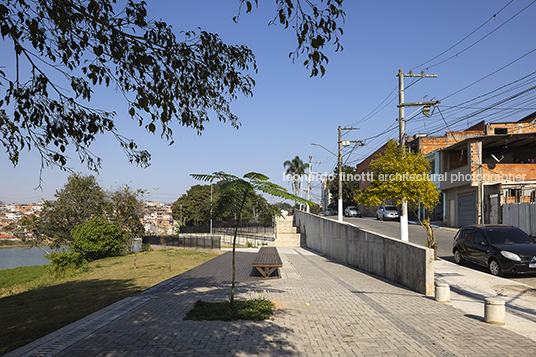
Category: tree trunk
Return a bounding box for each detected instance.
[230,190,249,307]
[422,210,438,259]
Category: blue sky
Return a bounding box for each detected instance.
[1,0,535,204]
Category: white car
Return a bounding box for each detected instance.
[376,205,399,221]
[344,206,360,217]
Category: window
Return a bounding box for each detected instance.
[473,231,486,245]
[461,229,474,242]
[508,188,522,203]
[494,128,508,135]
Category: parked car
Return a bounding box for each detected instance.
[344,206,360,217]
[376,205,399,221]
[453,225,536,276]
[324,208,334,216]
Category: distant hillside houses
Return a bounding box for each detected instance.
[0,201,176,239]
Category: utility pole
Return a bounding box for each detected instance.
[397,69,440,242]
[338,127,361,222]
[305,155,321,213]
[312,127,362,223]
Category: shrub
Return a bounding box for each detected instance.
[45,249,87,273]
[140,243,153,252]
[71,217,128,261]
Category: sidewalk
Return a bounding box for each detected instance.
[435,258,536,341]
[6,247,536,356]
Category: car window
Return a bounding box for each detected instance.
[385,206,396,210]
[473,231,486,245]
[462,230,474,242]
[484,227,534,244]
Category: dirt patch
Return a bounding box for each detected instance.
[493,284,536,298]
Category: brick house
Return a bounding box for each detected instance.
[439,129,536,227]
[355,111,536,225]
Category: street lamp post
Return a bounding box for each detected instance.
[313,128,362,223]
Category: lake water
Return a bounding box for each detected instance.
[0,241,142,270]
[0,246,53,270]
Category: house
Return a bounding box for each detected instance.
[355,111,536,225]
[439,131,536,227]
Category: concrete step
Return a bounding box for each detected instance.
[275,233,302,247]
[275,226,298,234]
[275,217,295,227]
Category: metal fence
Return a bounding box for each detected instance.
[180,220,274,235]
[143,231,275,249]
[502,203,536,237]
[142,235,221,249]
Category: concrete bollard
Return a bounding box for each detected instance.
[484,297,505,325]
[435,282,450,303]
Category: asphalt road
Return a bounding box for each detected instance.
[325,215,536,288]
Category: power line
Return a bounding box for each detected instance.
[416,0,535,71]
[410,0,515,71]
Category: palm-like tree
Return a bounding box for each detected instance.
[191,171,312,306]
[283,156,307,197]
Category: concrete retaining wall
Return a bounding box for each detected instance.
[294,211,434,295]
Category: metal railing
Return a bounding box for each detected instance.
[142,235,221,249]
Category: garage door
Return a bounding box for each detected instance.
[458,193,476,227]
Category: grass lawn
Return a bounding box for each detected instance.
[0,249,219,355]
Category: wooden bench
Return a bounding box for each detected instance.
[252,247,282,278]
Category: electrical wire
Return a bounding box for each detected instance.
[410,0,515,71]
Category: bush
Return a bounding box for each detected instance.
[71,217,128,261]
[45,249,87,273]
[140,243,153,252]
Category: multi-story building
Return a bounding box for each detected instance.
[355,111,536,226]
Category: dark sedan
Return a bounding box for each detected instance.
[453,225,536,276]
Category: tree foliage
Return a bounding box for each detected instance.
[283,155,307,197]
[105,184,146,238]
[171,182,275,226]
[0,0,345,174]
[236,0,345,77]
[38,173,105,248]
[171,184,216,226]
[357,140,439,210]
[327,165,360,208]
[357,139,440,256]
[36,173,145,248]
[71,216,128,261]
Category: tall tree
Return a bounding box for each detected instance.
[192,171,312,306]
[327,165,360,208]
[38,173,105,248]
[1,1,345,175]
[283,156,307,197]
[171,184,216,226]
[357,139,440,256]
[36,173,146,248]
[105,184,146,239]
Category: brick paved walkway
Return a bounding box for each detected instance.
[7,248,536,356]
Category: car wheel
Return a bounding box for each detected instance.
[489,258,503,277]
[453,249,464,265]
